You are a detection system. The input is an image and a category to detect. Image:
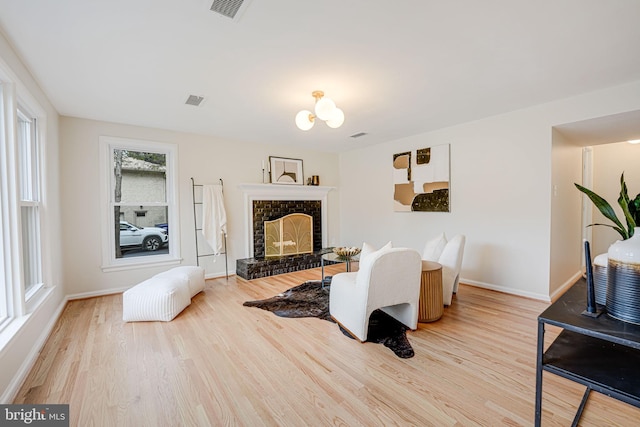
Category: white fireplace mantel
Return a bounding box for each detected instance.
[238,184,335,258]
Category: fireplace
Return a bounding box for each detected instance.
[252,200,322,258]
[236,183,334,280]
[264,213,313,257]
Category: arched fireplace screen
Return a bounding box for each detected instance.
[264,213,313,257]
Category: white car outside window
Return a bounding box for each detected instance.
[119,221,168,251]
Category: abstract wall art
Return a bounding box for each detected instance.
[393,144,450,212]
[269,156,304,185]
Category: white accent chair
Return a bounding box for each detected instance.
[329,247,422,342]
[423,234,466,306]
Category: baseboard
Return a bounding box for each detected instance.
[549,270,583,302]
[205,270,236,280]
[67,286,130,300]
[461,278,551,302]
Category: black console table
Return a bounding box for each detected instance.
[535,279,640,426]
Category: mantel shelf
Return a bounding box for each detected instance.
[238,183,335,198]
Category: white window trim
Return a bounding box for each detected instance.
[17,106,46,307]
[0,58,50,328]
[0,81,18,323]
[99,136,181,272]
[23,104,49,312]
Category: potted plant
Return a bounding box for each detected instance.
[575,173,640,240]
[575,172,640,324]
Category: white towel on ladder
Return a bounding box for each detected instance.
[202,184,227,255]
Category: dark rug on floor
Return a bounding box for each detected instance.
[243,280,414,358]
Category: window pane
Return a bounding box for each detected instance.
[18,115,38,201]
[21,205,42,293]
[115,207,169,258]
[114,150,166,203]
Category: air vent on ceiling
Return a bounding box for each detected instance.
[350,132,368,139]
[210,0,245,19]
[185,95,205,106]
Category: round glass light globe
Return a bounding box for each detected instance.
[314,97,336,121]
[295,110,314,130]
[325,108,344,128]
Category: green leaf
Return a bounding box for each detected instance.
[586,222,627,239]
[575,182,629,240]
[630,193,640,225]
[618,173,636,237]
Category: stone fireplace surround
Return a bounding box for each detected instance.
[236,184,334,280]
[253,201,321,258]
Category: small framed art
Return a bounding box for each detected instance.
[269,156,304,185]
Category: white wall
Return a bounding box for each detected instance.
[339,80,640,300]
[591,141,640,257]
[550,129,583,296]
[0,33,64,401]
[59,117,340,296]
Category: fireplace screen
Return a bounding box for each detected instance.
[264,213,313,257]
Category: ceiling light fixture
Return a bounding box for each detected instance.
[295,91,344,131]
[628,139,640,144]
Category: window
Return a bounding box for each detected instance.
[0,82,8,325]
[100,137,180,270]
[17,109,42,298]
[0,76,47,329]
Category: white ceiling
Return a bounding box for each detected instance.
[0,0,639,152]
[555,110,640,147]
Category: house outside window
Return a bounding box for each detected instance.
[100,137,180,271]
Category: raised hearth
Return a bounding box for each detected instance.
[236,249,331,280]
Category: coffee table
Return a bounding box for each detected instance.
[321,252,360,289]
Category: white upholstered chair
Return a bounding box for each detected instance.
[329,247,422,342]
[422,233,466,306]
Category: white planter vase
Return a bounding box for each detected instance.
[607,232,640,324]
[593,253,608,306]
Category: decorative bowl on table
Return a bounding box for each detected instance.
[332,246,361,258]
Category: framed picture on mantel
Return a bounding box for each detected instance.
[269,156,304,185]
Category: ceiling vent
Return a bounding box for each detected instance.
[185,95,205,107]
[210,0,249,20]
[350,132,368,139]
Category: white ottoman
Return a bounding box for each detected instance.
[156,266,205,298]
[123,275,191,322]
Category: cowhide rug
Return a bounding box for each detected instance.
[243,280,414,358]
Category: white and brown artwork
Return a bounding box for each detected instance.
[393,144,450,212]
[269,156,304,185]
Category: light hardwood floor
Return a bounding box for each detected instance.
[14,266,640,426]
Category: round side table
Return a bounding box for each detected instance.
[419,260,444,323]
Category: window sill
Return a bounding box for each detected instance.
[25,284,51,314]
[0,286,53,354]
[101,256,182,273]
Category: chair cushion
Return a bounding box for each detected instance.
[423,232,447,261]
[360,241,392,262]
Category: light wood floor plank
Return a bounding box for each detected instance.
[13,265,640,426]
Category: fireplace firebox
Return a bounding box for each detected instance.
[264,213,313,257]
[252,200,322,259]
